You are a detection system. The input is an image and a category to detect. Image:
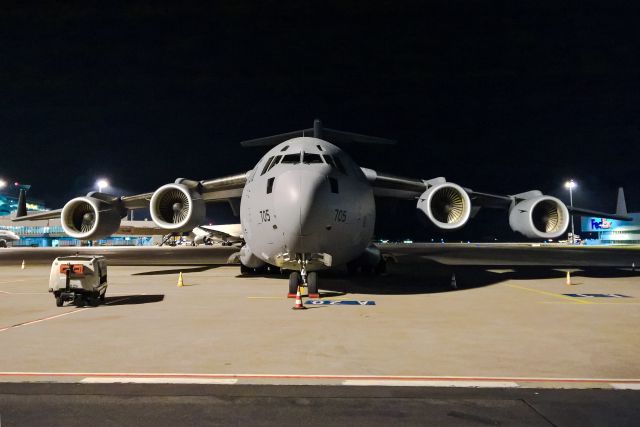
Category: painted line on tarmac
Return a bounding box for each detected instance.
[1,372,640,388]
[611,383,640,390]
[80,377,238,385]
[506,284,593,304]
[342,380,519,388]
[541,301,640,305]
[0,279,29,284]
[0,309,90,333]
[0,291,50,295]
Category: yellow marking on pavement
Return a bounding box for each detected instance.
[541,301,640,305]
[506,284,593,304]
[0,279,29,284]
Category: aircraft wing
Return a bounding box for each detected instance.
[11,209,63,222]
[362,168,631,221]
[120,172,249,210]
[379,243,640,268]
[13,172,249,223]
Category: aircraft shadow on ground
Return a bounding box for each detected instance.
[132,265,222,276]
[104,295,165,305]
[237,260,640,296]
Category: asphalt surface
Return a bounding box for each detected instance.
[1,246,639,425]
[0,383,639,426]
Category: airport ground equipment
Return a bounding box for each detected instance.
[49,255,108,307]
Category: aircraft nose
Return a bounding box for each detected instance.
[274,169,328,238]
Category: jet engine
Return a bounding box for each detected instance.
[509,196,569,239]
[417,183,472,230]
[150,182,205,231]
[61,196,124,240]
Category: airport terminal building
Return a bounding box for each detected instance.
[0,193,158,247]
[581,214,640,245]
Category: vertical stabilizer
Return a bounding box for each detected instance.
[16,188,27,218]
[313,119,323,138]
[616,187,628,216]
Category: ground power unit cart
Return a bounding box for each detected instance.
[49,255,108,307]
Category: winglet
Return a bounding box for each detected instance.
[616,187,628,216]
[16,188,27,218]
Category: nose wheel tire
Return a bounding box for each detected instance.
[307,271,319,298]
[288,271,301,297]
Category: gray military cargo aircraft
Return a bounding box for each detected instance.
[14,120,630,297]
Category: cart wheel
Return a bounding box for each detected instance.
[88,296,100,307]
[100,293,106,302]
[55,296,63,307]
[74,295,85,307]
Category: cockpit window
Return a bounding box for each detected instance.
[280,145,289,152]
[322,155,336,168]
[261,156,275,175]
[267,155,282,172]
[333,156,347,174]
[281,153,301,164]
[302,153,323,164]
[322,155,347,174]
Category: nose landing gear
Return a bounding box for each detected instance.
[287,256,320,299]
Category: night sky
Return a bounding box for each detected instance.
[2,3,639,240]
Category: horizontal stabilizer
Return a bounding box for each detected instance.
[240,119,396,147]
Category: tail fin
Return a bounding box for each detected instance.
[616,187,628,216]
[16,188,27,218]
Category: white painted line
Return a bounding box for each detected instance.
[611,383,640,390]
[80,377,238,385]
[342,380,519,388]
[0,309,90,333]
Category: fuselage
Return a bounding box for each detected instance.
[0,230,20,242]
[240,137,375,271]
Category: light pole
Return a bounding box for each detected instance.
[96,179,109,193]
[564,179,576,244]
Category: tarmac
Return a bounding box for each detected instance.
[0,246,639,425]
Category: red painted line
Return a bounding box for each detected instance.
[0,372,638,384]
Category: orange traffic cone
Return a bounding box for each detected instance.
[292,285,306,310]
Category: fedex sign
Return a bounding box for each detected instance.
[590,218,612,230]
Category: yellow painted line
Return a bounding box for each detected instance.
[541,301,640,305]
[506,284,593,304]
[0,279,29,284]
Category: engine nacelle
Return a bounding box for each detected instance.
[150,183,205,231]
[509,196,569,239]
[239,245,266,268]
[417,183,472,230]
[61,197,123,240]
